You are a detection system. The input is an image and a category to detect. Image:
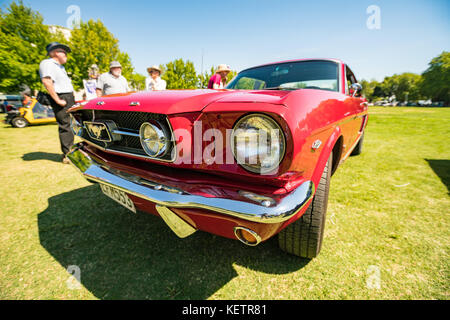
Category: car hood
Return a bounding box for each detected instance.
[78,89,292,114]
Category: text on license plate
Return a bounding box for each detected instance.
[100,184,136,213]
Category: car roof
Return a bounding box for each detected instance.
[240,58,344,72]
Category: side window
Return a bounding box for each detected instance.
[345,66,357,96]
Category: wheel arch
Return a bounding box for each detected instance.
[310,126,342,187]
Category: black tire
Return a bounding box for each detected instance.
[278,152,332,259]
[11,117,28,128]
[351,132,364,156]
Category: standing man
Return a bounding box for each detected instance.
[96,61,130,97]
[208,64,231,89]
[146,65,167,91]
[39,42,75,164]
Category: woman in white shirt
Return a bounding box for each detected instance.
[146,65,167,91]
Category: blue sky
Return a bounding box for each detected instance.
[1,0,449,81]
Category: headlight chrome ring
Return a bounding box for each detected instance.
[231,113,286,174]
[139,121,170,158]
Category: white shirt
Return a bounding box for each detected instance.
[146,76,167,91]
[39,58,74,93]
[97,72,130,96]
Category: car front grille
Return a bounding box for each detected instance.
[74,110,175,161]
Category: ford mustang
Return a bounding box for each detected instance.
[67,58,368,258]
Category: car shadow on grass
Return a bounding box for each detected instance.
[38,184,310,299]
[22,152,61,163]
[426,159,450,194]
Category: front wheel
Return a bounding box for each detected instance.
[11,117,28,128]
[278,152,332,259]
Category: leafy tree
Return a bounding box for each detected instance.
[360,79,379,100]
[0,2,137,94]
[0,0,55,92]
[198,66,215,88]
[161,58,198,89]
[395,73,422,101]
[381,73,422,102]
[128,72,146,91]
[372,85,385,99]
[66,19,135,90]
[227,70,237,84]
[421,51,450,105]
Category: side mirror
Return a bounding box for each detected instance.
[350,83,362,97]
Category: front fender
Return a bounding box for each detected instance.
[310,126,342,188]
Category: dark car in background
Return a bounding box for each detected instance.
[0,94,23,113]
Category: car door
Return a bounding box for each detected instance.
[343,65,367,153]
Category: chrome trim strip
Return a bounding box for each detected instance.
[67,143,315,224]
[342,132,364,161]
[111,129,140,137]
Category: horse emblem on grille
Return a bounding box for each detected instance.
[85,122,111,142]
[90,124,104,139]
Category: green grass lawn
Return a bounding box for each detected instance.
[0,107,448,300]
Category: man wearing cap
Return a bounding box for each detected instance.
[208,64,231,89]
[39,42,75,164]
[146,65,167,91]
[96,61,130,97]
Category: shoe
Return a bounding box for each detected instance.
[62,154,70,164]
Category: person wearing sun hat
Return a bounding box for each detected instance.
[208,64,231,89]
[146,65,167,91]
[39,42,75,164]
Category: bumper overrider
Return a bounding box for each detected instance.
[67,143,315,245]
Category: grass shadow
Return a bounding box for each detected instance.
[22,152,61,163]
[38,184,310,299]
[426,159,450,194]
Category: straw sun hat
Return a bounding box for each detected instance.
[216,64,231,73]
[147,65,162,74]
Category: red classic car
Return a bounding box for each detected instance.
[67,59,368,258]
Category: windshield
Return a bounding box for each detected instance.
[226,60,339,92]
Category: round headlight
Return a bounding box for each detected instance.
[139,121,170,157]
[69,114,83,136]
[231,114,286,174]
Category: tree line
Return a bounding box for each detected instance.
[360,51,449,105]
[0,1,236,94]
[0,1,448,106]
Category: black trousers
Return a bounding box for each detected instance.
[50,92,75,155]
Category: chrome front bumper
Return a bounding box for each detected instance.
[67,143,315,224]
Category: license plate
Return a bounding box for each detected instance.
[100,184,136,213]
